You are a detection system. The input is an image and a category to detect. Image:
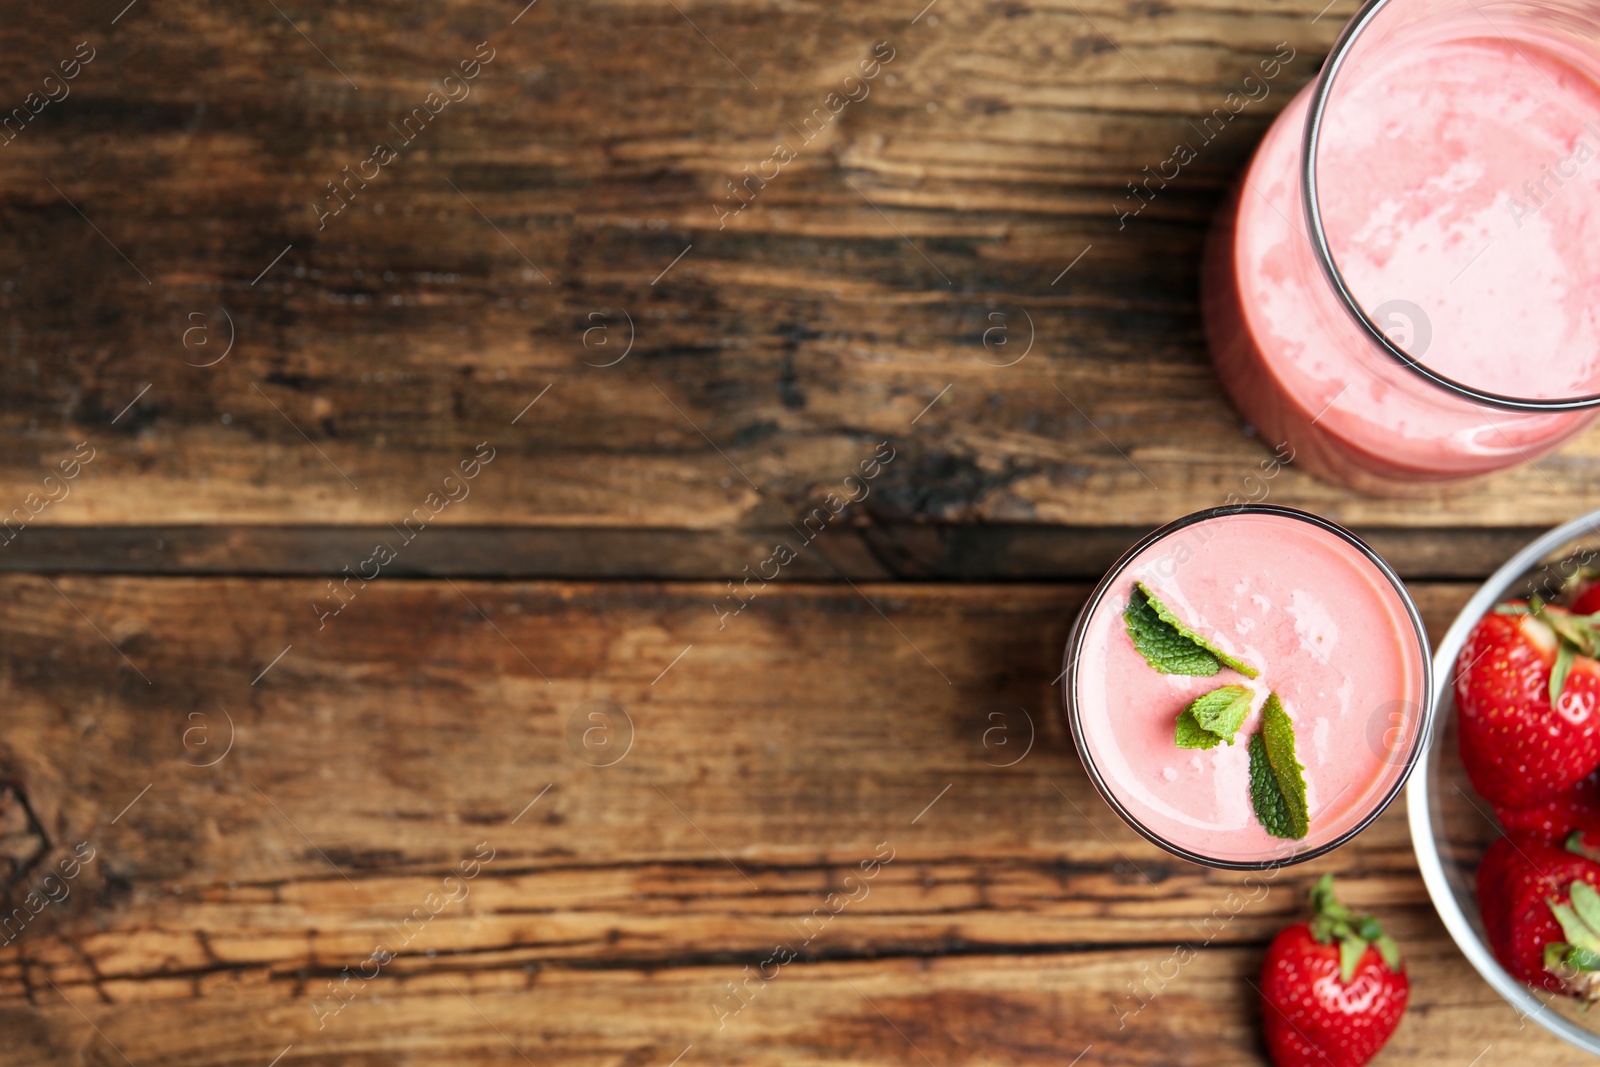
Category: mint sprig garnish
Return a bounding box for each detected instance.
[1175,684,1252,749]
[1248,693,1308,840]
[1248,734,1293,836]
[1124,588,1221,676]
[1123,582,1258,678]
[1175,712,1223,750]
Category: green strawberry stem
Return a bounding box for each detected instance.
[1508,598,1599,704]
[1569,831,1600,863]
[1532,596,1600,656]
[1560,565,1600,608]
[1544,881,1600,999]
[1308,874,1402,983]
[1534,590,1600,646]
[1552,643,1577,709]
[1553,611,1600,658]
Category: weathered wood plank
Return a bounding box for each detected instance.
[0,0,1588,1062]
[0,577,1472,900]
[0,524,1550,581]
[0,577,1548,1064]
[4,938,1587,1066]
[0,1,1596,539]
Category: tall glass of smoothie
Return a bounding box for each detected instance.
[1203,0,1600,494]
[1063,505,1432,869]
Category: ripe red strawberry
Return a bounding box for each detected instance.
[1477,833,1600,998]
[1561,585,1600,617]
[1259,874,1408,1067]
[1456,602,1600,808]
[1495,769,1600,842]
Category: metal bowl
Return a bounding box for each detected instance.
[1409,506,1600,1053]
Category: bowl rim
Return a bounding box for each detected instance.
[1407,506,1600,1052]
[1063,503,1434,870]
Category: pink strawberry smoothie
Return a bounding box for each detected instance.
[1068,510,1428,867]
[1204,32,1600,492]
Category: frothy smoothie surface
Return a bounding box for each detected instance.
[1071,514,1425,865]
[1212,31,1600,485]
[1317,35,1600,400]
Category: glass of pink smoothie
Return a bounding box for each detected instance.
[1203,0,1600,494]
[1063,505,1432,869]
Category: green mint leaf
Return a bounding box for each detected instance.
[1134,583,1259,678]
[1123,587,1222,676]
[1248,693,1309,840]
[1175,710,1223,749]
[1553,643,1577,707]
[1249,733,1295,839]
[1261,694,1310,836]
[1186,684,1253,745]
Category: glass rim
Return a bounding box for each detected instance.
[1062,503,1436,872]
[1300,0,1600,414]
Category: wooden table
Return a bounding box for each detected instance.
[0,1,1593,1064]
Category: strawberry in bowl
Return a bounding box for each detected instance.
[1413,516,1600,1055]
[1459,584,1600,1003]
[1478,833,1600,999]
[1456,598,1600,809]
[1493,769,1600,843]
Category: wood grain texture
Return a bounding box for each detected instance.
[5,946,1581,1067]
[0,0,1590,1064]
[0,523,1554,580]
[0,576,1583,1064]
[0,0,1597,541]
